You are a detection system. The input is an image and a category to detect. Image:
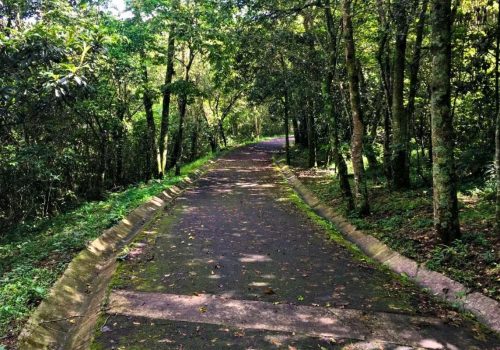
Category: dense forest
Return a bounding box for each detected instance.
[1,0,500,343]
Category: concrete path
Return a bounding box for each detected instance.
[93,140,498,349]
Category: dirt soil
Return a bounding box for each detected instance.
[93,139,499,349]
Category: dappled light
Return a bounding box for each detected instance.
[89,140,498,349]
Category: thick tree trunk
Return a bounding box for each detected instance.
[391,0,410,189]
[343,0,370,215]
[324,0,354,211]
[429,0,460,243]
[158,29,176,178]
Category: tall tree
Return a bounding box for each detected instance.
[495,0,500,231]
[324,0,354,212]
[342,0,370,215]
[172,46,196,175]
[429,0,460,243]
[391,0,412,189]
[158,17,177,177]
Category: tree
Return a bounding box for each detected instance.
[342,0,370,215]
[429,0,460,243]
[324,0,354,212]
[391,0,413,189]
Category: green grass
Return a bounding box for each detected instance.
[0,153,216,339]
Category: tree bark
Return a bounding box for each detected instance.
[284,92,291,165]
[307,99,317,168]
[158,28,176,178]
[172,48,195,176]
[141,63,158,180]
[496,0,500,232]
[391,0,410,189]
[429,0,460,243]
[407,0,429,124]
[342,0,370,215]
[324,0,354,211]
[376,0,393,184]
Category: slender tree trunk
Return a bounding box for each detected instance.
[407,0,429,123]
[429,0,460,243]
[173,94,187,176]
[299,110,308,147]
[284,93,291,165]
[292,113,300,144]
[383,100,393,182]
[376,0,393,184]
[391,0,410,189]
[172,49,195,176]
[219,120,227,148]
[324,0,354,211]
[158,28,176,178]
[307,100,317,168]
[141,63,158,180]
[366,98,382,171]
[343,0,370,215]
[495,0,500,231]
[376,0,393,124]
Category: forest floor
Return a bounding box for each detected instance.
[92,139,498,349]
[285,146,499,303]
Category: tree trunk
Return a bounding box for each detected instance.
[496,0,500,232]
[284,93,291,165]
[158,28,176,178]
[376,0,393,184]
[299,110,308,147]
[324,0,354,211]
[173,94,187,176]
[307,100,317,168]
[429,0,460,243]
[407,0,429,123]
[219,120,227,148]
[141,63,158,180]
[391,0,410,189]
[343,0,370,215]
[172,48,195,176]
[292,112,300,145]
[383,100,393,182]
[495,0,500,234]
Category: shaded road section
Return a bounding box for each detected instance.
[94,139,498,349]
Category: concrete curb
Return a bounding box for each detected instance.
[17,161,216,350]
[277,164,500,334]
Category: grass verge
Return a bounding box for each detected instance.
[0,153,216,344]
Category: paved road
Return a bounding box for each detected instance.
[94,140,498,349]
